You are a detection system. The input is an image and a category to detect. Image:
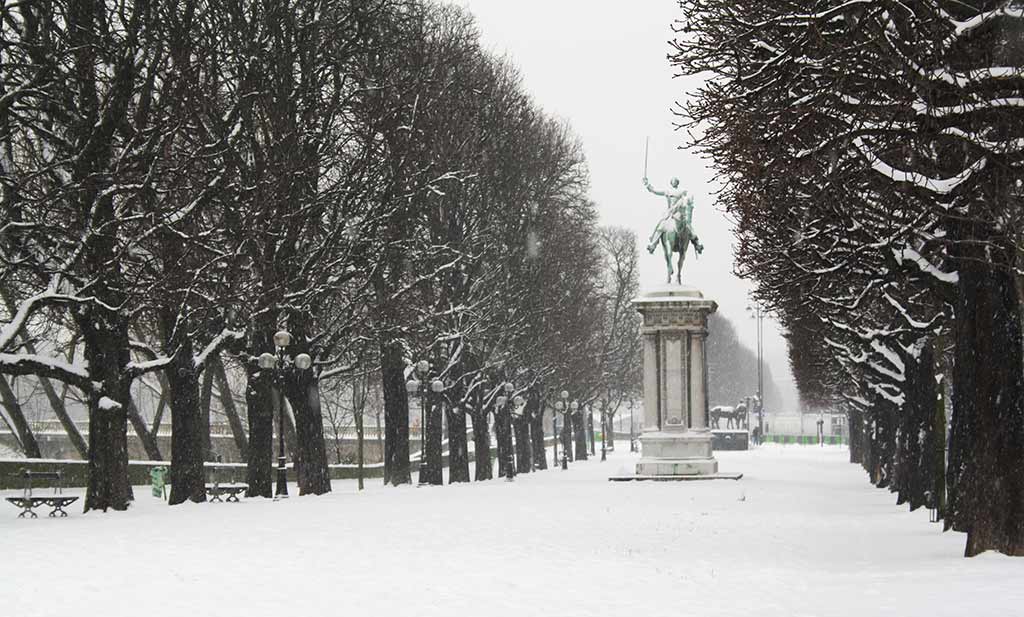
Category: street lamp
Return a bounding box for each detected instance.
[510,389,525,478]
[496,381,517,481]
[588,405,596,457]
[406,359,442,485]
[259,329,313,500]
[629,399,637,453]
[553,399,563,468]
[560,390,570,469]
[570,400,582,461]
[600,405,607,462]
[747,304,765,441]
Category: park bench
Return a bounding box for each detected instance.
[5,470,79,518]
[206,482,248,503]
[205,459,247,502]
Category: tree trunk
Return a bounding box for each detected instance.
[376,409,383,469]
[562,414,574,462]
[447,406,470,483]
[211,354,248,460]
[904,341,938,512]
[419,390,444,487]
[285,371,331,495]
[530,402,547,471]
[420,391,443,485]
[158,307,206,506]
[0,377,42,458]
[79,318,134,512]
[893,394,912,504]
[470,407,492,481]
[495,404,509,478]
[574,412,588,461]
[379,338,411,485]
[866,414,882,485]
[869,401,895,488]
[200,364,214,461]
[245,360,274,498]
[355,402,365,491]
[165,359,206,505]
[951,227,1024,557]
[589,410,596,456]
[931,382,947,521]
[514,410,531,474]
[848,407,864,466]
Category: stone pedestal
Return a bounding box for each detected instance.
[634,286,718,477]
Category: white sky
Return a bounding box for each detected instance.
[445,0,798,411]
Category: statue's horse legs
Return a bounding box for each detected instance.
[660,227,695,285]
[673,234,691,285]
[659,231,676,284]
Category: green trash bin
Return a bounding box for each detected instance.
[151,466,168,499]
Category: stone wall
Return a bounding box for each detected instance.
[0,430,386,464]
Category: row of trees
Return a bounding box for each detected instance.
[0,1,641,510]
[673,0,1024,556]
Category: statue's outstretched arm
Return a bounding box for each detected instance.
[643,178,665,196]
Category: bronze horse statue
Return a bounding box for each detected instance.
[710,402,750,430]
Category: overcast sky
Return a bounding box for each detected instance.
[445,0,798,410]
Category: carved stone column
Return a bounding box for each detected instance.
[689,329,708,430]
[632,286,718,477]
[641,332,659,431]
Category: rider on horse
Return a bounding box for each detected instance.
[644,176,704,256]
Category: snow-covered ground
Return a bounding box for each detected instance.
[3,445,1021,617]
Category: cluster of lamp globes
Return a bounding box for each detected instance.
[494,381,526,416]
[405,360,444,395]
[553,390,580,414]
[404,364,526,415]
[256,330,313,371]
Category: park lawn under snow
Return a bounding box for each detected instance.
[2,445,1022,617]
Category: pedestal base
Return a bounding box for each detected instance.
[609,473,742,482]
[636,430,718,476]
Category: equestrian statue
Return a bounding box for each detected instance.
[643,175,703,284]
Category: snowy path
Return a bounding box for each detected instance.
[2,445,1021,617]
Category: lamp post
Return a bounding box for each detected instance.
[629,399,637,453]
[427,377,444,482]
[570,400,581,461]
[588,405,596,457]
[258,329,314,500]
[406,360,444,485]
[747,304,765,440]
[512,393,526,471]
[495,381,518,482]
[553,399,562,468]
[504,382,516,478]
[559,390,570,469]
[600,410,607,462]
